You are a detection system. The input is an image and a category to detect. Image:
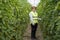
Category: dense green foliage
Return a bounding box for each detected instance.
[38,0,60,40]
[0,0,60,40]
[0,0,29,40]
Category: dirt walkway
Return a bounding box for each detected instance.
[23,24,44,40]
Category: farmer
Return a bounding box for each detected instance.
[29,6,41,39]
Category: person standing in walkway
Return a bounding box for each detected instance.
[29,6,38,39]
[29,6,41,40]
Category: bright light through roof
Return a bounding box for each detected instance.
[27,0,40,7]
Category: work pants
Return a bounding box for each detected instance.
[31,23,38,38]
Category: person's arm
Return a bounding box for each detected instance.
[37,18,41,20]
[29,13,35,25]
[33,17,41,20]
[29,13,33,22]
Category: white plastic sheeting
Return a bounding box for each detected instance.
[27,0,40,7]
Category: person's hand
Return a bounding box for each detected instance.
[38,18,41,20]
